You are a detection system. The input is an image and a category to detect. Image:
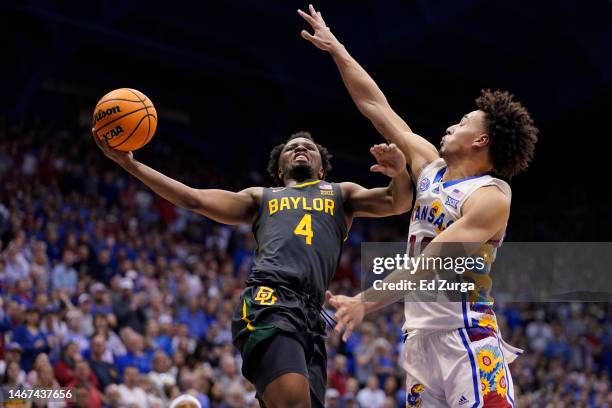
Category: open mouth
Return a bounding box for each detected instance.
[294,154,308,162]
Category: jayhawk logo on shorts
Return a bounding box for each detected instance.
[406,383,425,408]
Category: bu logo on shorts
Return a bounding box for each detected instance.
[254,286,277,305]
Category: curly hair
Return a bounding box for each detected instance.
[267,131,333,186]
[476,89,539,179]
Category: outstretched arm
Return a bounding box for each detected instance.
[93,132,260,225]
[299,5,439,180]
[341,143,412,219]
[330,186,510,340]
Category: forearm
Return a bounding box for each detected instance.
[362,297,397,314]
[329,43,393,121]
[388,170,413,213]
[115,159,257,225]
[328,45,438,178]
[119,159,199,210]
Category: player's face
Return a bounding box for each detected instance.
[279,137,323,181]
[440,110,488,158]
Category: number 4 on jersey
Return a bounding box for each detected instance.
[294,214,314,245]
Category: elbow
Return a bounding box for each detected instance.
[181,188,203,211]
[391,204,411,216]
[357,100,383,121]
[390,198,413,216]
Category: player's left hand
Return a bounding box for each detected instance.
[370,143,407,178]
[298,4,340,52]
[326,290,365,342]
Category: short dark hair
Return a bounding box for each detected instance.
[476,89,538,179]
[267,131,333,186]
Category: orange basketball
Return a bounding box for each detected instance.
[92,88,157,152]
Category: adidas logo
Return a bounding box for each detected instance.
[458,395,469,406]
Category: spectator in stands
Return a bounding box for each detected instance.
[172,324,197,356]
[325,388,340,408]
[329,354,350,396]
[224,381,247,408]
[103,384,122,408]
[112,278,146,333]
[29,241,50,288]
[54,341,81,386]
[12,307,49,371]
[92,313,125,361]
[63,309,89,353]
[4,243,29,287]
[1,361,28,405]
[76,294,94,337]
[177,296,208,339]
[66,360,102,407]
[148,350,175,400]
[357,375,386,408]
[0,343,25,383]
[87,334,118,390]
[372,338,394,387]
[51,250,78,295]
[92,249,114,285]
[25,352,51,386]
[117,365,148,408]
[354,322,377,385]
[115,329,152,375]
[0,299,22,333]
[138,374,164,407]
[12,278,33,308]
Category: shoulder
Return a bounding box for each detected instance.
[239,186,264,203]
[415,158,446,183]
[462,186,510,218]
[240,186,264,196]
[337,182,363,201]
[421,158,446,176]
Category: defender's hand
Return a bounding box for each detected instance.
[92,128,134,166]
[298,4,339,52]
[370,143,407,178]
[326,291,365,342]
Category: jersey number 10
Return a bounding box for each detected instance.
[294,214,313,245]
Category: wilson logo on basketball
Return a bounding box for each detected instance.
[100,125,124,140]
[93,106,121,123]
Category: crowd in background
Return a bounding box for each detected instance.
[1,120,611,407]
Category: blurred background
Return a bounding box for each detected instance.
[0,1,611,407]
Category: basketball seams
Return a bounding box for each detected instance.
[121,88,147,103]
[95,98,145,107]
[93,106,153,132]
[125,88,153,145]
[109,114,154,149]
[142,114,157,146]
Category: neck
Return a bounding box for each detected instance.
[283,177,318,187]
[442,156,492,182]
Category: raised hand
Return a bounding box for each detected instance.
[92,128,134,167]
[326,290,365,342]
[298,4,339,52]
[370,143,407,178]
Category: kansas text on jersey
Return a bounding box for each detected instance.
[404,158,512,334]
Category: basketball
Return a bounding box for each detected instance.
[92,88,157,151]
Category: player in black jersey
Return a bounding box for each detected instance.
[93,130,413,408]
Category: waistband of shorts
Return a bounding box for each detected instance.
[245,283,321,306]
[401,326,497,343]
